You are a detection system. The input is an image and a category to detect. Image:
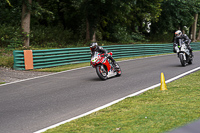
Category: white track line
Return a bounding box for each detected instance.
[34,66,200,133]
[0,66,91,87]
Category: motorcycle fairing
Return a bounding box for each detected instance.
[103,59,111,72]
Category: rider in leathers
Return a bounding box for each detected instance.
[173,30,193,57]
[90,42,119,69]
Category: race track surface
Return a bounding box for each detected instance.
[0,51,200,133]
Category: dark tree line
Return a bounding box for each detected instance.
[1,0,200,48]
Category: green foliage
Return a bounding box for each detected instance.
[1,0,200,48]
[111,24,132,42]
[0,49,13,68]
[30,25,75,47]
[6,0,13,7]
[150,0,200,41]
[0,25,23,49]
[0,1,22,26]
[149,33,174,43]
[110,24,147,43]
[151,0,200,35]
[0,24,79,49]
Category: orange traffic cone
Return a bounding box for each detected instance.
[160,72,167,90]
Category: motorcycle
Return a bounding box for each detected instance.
[175,39,193,66]
[90,52,122,80]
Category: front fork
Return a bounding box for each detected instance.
[178,53,188,62]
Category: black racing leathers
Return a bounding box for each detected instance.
[90,46,116,64]
[91,46,107,56]
[173,34,192,53]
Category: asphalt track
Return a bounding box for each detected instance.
[0,52,199,133]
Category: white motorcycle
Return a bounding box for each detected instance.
[175,39,193,66]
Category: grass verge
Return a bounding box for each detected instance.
[0,49,13,68]
[43,70,200,133]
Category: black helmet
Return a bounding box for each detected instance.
[90,42,98,51]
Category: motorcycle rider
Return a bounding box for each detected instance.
[173,30,193,57]
[90,42,119,69]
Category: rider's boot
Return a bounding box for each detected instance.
[113,61,119,69]
[190,51,194,58]
[189,49,194,58]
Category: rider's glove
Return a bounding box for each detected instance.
[101,53,108,57]
[173,43,177,46]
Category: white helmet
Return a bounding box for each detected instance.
[175,30,182,37]
[90,42,98,51]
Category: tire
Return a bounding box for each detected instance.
[180,54,186,66]
[96,64,107,80]
[115,62,122,77]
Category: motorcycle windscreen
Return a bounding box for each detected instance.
[91,52,100,62]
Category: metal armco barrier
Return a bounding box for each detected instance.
[13,43,200,70]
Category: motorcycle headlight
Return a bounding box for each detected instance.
[91,57,97,62]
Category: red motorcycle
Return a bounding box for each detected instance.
[90,52,122,80]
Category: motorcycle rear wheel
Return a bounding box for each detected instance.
[96,64,107,80]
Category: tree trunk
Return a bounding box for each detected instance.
[191,14,198,42]
[197,30,200,41]
[57,1,66,29]
[21,0,32,47]
[92,31,96,42]
[86,18,90,41]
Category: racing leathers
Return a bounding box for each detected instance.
[90,46,119,69]
[173,34,193,57]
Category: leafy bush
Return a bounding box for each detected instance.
[0,25,23,48]
[0,49,13,68]
[149,33,174,43]
[110,24,148,43]
[31,25,74,47]
[0,56,14,68]
[0,24,76,49]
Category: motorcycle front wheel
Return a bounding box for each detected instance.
[179,54,186,66]
[96,64,107,80]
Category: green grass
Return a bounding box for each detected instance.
[32,62,91,72]
[44,70,200,133]
[0,49,13,68]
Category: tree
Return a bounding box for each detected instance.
[21,0,32,47]
[150,0,200,41]
[191,14,198,42]
[130,0,163,33]
[196,16,200,40]
[3,0,199,46]
[189,0,200,42]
